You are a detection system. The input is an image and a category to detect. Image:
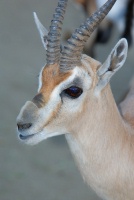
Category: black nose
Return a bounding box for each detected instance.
[17,123,32,131]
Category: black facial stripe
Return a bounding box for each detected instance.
[32,93,45,108]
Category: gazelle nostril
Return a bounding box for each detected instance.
[17,123,32,131]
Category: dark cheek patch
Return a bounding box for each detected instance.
[32,93,45,108]
[32,64,72,108]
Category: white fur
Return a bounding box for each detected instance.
[17,38,134,199]
[38,66,44,92]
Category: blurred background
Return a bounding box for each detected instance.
[0,0,134,200]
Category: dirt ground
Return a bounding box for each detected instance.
[0,0,134,200]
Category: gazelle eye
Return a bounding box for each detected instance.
[64,86,83,99]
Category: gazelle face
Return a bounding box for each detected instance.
[17,55,98,145]
[17,0,123,145]
[17,36,128,145]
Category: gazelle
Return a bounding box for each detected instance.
[17,0,134,199]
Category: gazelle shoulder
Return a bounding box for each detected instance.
[119,77,134,128]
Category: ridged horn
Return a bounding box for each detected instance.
[46,0,68,65]
[60,0,117,70]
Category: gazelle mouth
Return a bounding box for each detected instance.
[19,133,35,140]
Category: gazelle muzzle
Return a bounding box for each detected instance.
[17,101,39,132]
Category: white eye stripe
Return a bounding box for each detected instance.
[50,68,79,98]
[38,66,92,101]
[50,67,91,99]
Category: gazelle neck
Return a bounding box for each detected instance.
[66,84,134,200]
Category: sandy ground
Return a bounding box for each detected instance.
[0,0,134,200]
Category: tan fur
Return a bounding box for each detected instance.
[17,1,134,199]
[74,0,86,5]
[39,63,71,105]
[66,82,134,200]
[17,26,133,200]
[18,48,134,199]
[44,102,62,127]
[17,51,134,200]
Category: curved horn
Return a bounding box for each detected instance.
[46,0,68,65]
[60,0,117,70]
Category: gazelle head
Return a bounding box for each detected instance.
[17,0,128,145]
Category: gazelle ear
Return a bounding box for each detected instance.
[96,39,128,92]
[33,12,48,50]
